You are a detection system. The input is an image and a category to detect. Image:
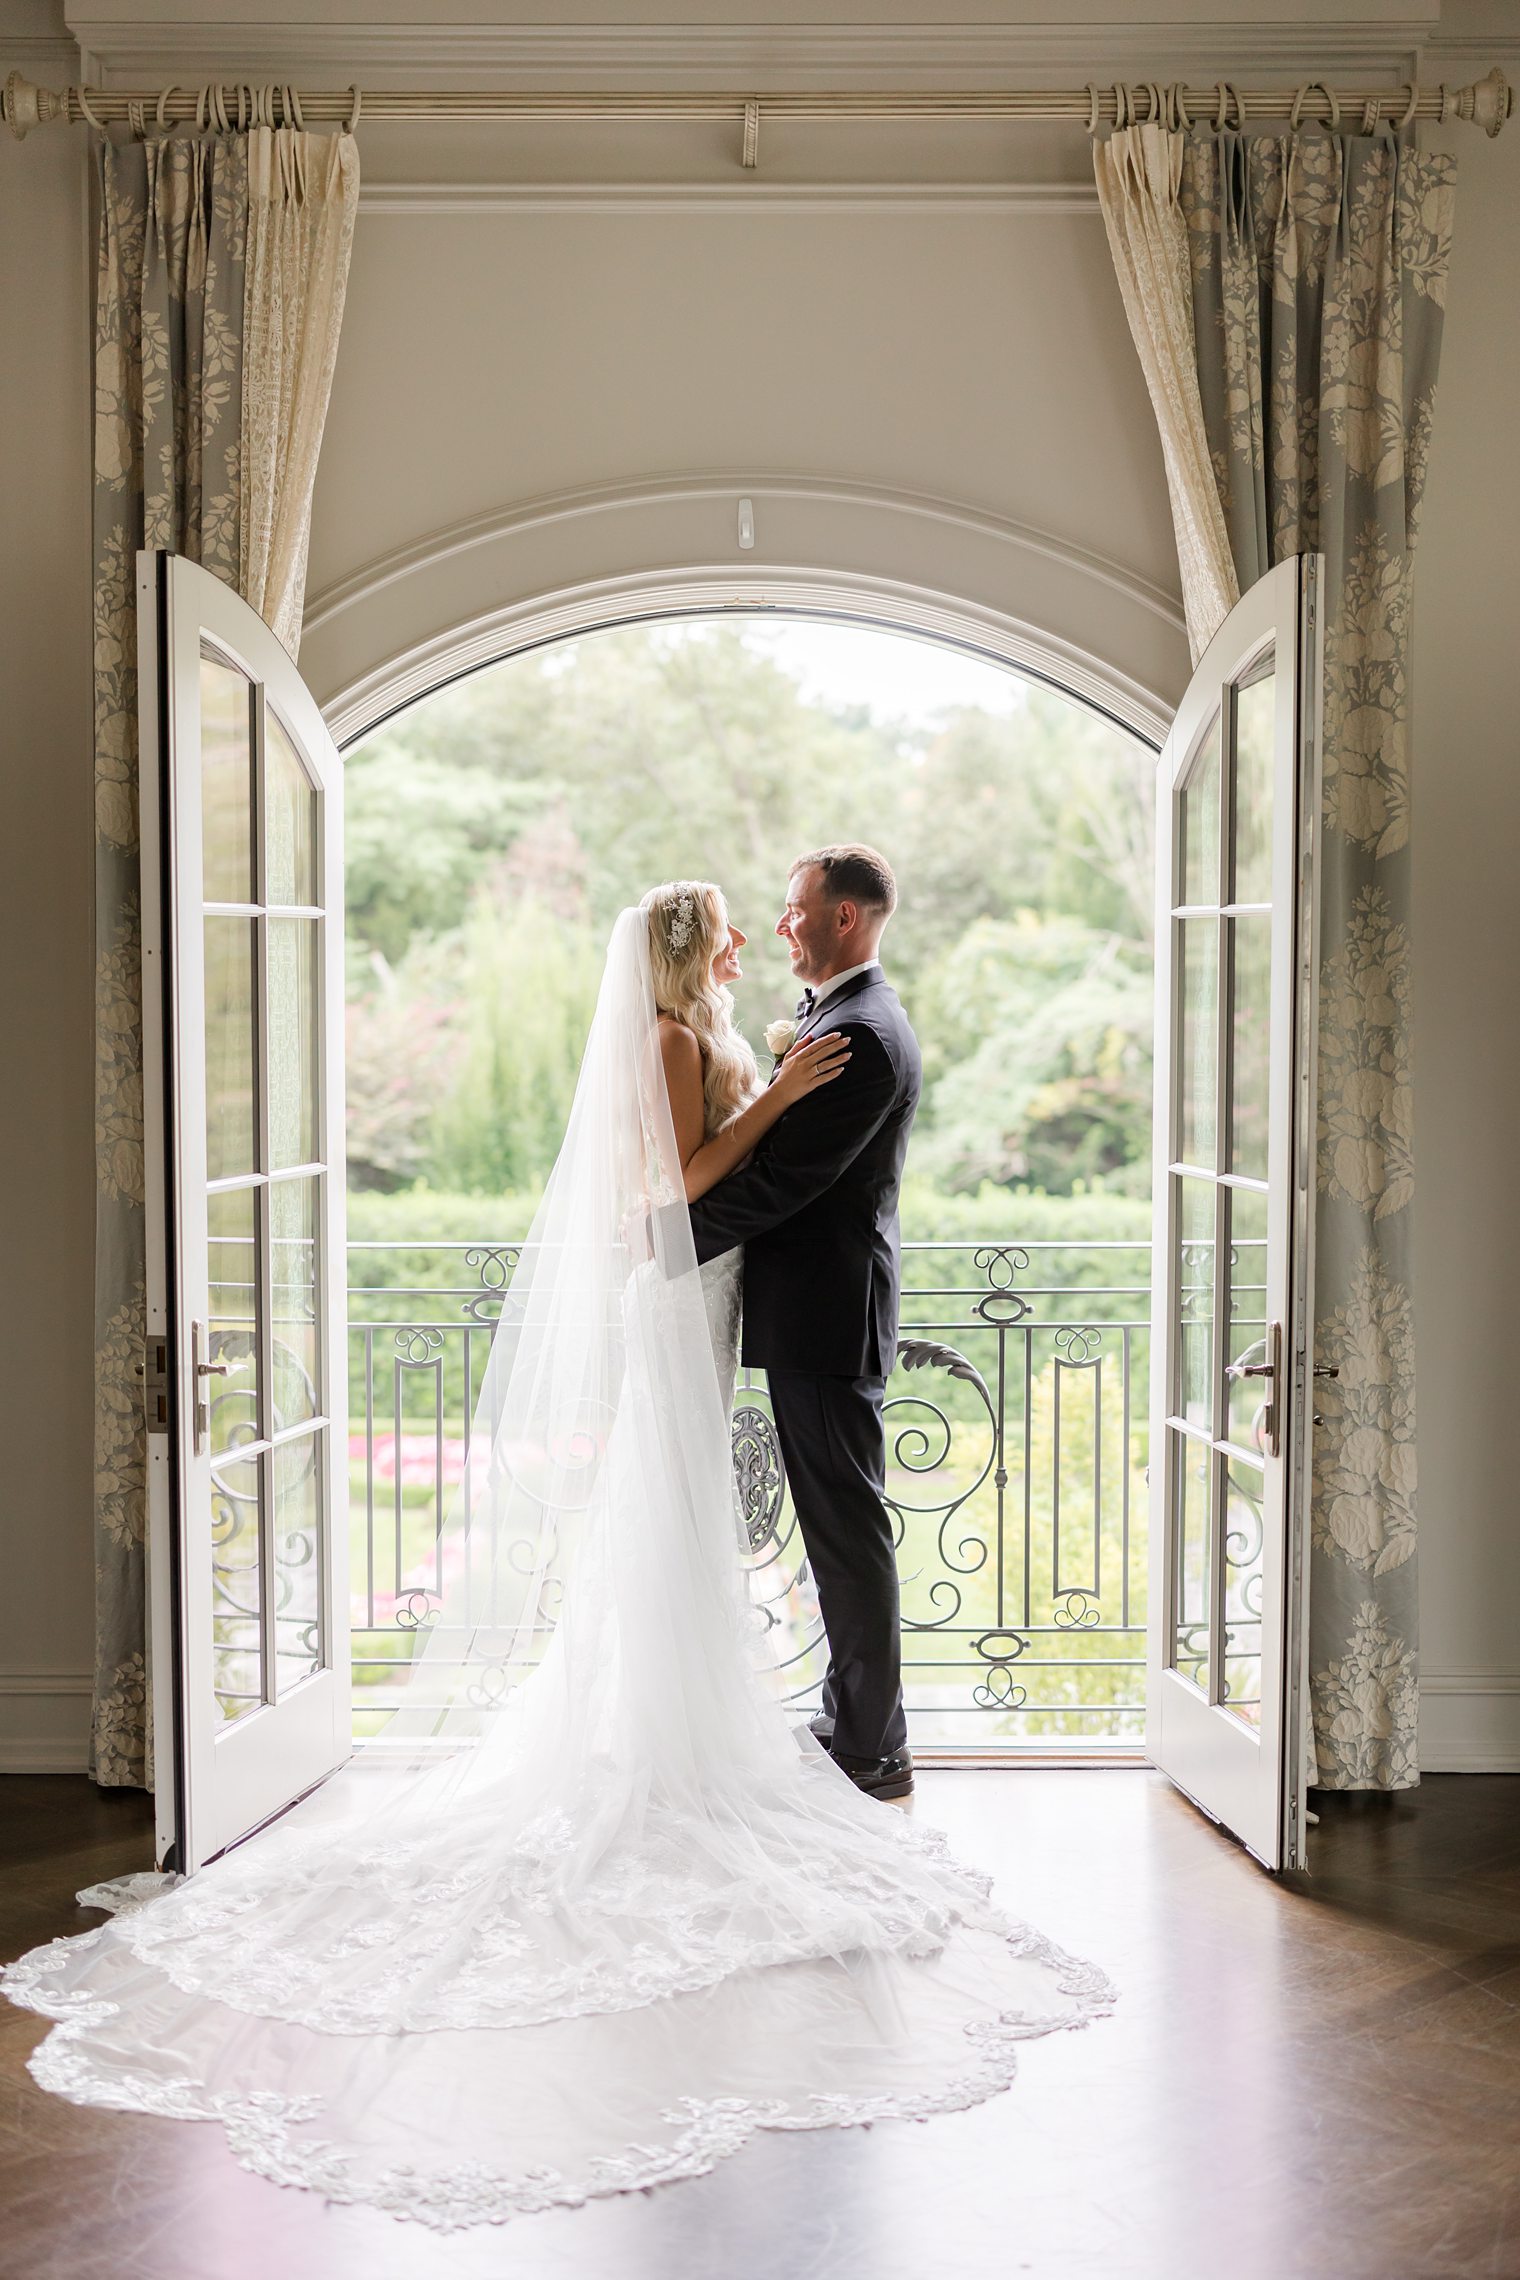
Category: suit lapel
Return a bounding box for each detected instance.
[793,968,878,1045]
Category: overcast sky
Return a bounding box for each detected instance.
[715,615,1026,727]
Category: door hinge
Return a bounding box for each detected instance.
[142,1337,170,1434]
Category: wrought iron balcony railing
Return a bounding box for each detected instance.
[346,1237,1153,1751]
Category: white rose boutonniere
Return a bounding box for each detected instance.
[764,1017,799,1059]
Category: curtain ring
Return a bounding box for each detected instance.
[1111,83,1129,131]
[210,84,229,133]
[154,83,180,131]
[194,84,208,131]
[286,82,304,130]
[1143,80,1165,128]
[1290,81,1339,131]
[236,82,249,132]
[1362,95,1381,134]
[1085,83,1101,137]
[126,97,147,139]
[1172,83,1193,132]
[1397,81,1421,129]
[345,83,362,134]
[74,83,105,132]
[1223,81,1245,131]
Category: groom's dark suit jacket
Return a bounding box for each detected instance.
[687,969,922,1377]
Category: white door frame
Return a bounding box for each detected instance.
[1146,554,1324,1870]
[139,551,350,1872]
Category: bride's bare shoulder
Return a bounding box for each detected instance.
[656,1015,702,1068]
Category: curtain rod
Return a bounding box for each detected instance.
[3,66,1510,157]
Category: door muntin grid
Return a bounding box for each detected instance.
[1164,644,1278,1730]
[200,642,331,1723]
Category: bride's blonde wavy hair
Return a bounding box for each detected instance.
[643,880,761,1134]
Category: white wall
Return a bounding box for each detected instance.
[2,0,1515,1769]
[298,183,1188,729]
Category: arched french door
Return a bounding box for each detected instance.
[143,517,1318,1875]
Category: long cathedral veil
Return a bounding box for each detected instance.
[376,897,775,1768]
[0,902,1113,2228]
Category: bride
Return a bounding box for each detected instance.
[2,881,1113,2231]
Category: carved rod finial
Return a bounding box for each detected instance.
[1466,64,1512,137]
[4,71,58,139]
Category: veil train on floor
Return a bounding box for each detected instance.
[2,906,1113,2229]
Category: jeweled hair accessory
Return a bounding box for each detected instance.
[665,890,698,958]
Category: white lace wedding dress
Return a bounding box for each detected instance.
[1,909,1112,2231]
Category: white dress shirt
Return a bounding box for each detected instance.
[805,958,881,1013]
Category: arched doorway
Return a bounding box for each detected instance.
[339,600,1160,1758]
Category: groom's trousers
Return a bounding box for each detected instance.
[766,1370,907,1762]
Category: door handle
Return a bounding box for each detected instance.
[1225,1321,1282,1458]
[190,1319,227,1452]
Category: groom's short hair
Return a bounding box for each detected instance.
[793,844,897,919]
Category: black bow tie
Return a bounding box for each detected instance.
[795,989,816,1018]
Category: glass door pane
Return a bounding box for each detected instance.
[211,1449,263,1723]
[1164,649,1284,1705]
[199,638,334,1735]
[1231,652,1276,907]
[1222,1460,1266,1727]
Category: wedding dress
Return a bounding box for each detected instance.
[2,907,1113,2230]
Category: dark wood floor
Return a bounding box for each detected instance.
[2,1769,1517,2280]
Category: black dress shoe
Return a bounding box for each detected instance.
[831,1747,914,1801]
[807,1714,835,1747]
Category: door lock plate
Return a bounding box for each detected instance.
[142,1338,170,1434]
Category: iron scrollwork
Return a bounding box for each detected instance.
[731,1403,786,1552]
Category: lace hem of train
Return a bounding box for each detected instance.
[10,1803,1038,2039]
[2,1901,1115,2231]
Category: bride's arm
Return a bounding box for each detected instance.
[658,1024,852,1205]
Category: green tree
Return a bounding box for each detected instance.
[912,912,1153,1196]
[426,885,602,1196]
[345,750,555,968]
[344,619,1158,1209]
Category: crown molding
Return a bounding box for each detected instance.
[66,20,1432,89]
[1420,1669,1520,1696]
[1422,31,1520,66]
[4,33,83,74]
[359,177,1101,212]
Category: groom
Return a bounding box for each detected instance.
[687,845,922,1801]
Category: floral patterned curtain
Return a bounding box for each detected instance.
[1178,130,1455,1787]
[92,134,248,1784]
[91,125,358,1786]
[1092,121,1239,661]
[241,125,360,658]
